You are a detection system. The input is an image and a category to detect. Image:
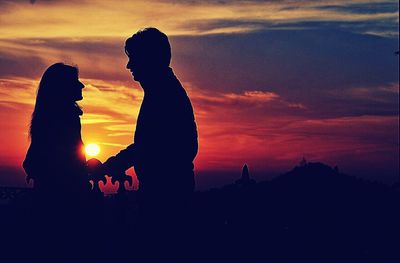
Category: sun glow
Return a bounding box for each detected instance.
[85,143,100,157]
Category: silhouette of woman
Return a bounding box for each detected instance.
[23,63,89,203]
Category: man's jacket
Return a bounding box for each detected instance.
[107,68,198,193]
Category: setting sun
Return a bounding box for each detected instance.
[85,143,100,157]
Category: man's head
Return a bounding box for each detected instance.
[125,28,171,82]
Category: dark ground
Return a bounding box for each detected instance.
[1,162,399,262]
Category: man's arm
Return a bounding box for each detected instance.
[103,143,137,175]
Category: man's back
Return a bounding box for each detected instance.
[132,67,198,192]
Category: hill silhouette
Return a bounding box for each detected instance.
[192,161,399,262]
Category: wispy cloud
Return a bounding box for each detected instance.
[0,78,37,106]
[81,113,125,124]
[0,0,397,38]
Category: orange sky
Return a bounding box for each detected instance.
[0,0,398,191]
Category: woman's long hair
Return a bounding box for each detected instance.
[29,63,80,140]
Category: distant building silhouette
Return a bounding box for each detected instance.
[235,164,256,186]
[299,157,307,167]
[334,165,339,173]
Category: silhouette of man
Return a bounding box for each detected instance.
[102,28,198,240]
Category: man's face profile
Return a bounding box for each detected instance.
[125,50,153,82]
[126,54,139,81]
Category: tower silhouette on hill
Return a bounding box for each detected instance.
[235,164,256,186]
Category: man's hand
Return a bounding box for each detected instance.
[87,158,107,190]
[102,156,124,177]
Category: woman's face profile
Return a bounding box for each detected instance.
[69,76,85,101]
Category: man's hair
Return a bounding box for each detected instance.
[125,27,171,67]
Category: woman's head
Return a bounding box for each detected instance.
[30,63,85,138]
[37,63,84,103]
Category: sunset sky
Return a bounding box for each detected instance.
[0,0,398,191]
